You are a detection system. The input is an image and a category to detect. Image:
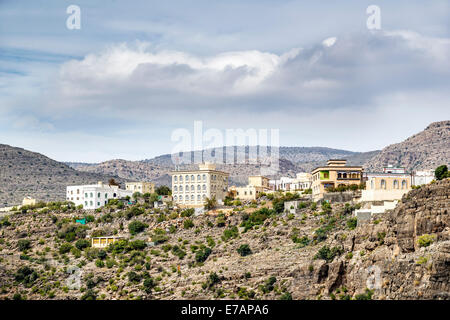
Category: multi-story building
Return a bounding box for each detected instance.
[66,181,133,210]
[311,159,363,201]
[125,182,155,195]
[269,173,312,191]
[170,163,229,208]
[229,175,270,201]
[360,167,412,202]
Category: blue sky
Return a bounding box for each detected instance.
[0,0,449,162]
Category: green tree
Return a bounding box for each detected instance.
[204,196,217,210]
[435,165,448,180]
[128,221,148,235]
[156,186,171,195]
[237,244,252,256]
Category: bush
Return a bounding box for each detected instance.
[354,288,374,300]
[314,246,342,262]
[180,208,194,217]
[237,244,252,257]
[183,219,194,229]
[260,276,276,293]
[171,245,186,259]
[347,218,357,230]
[417,234,434,247]
[435,165,448,180]
[195,247,212,263]
[81,289,96,300]
[128,271,142,283]
[95,259,105,268]
[75,239,91,250]
[143,278,155,293]
[15,266,38,286]
[279,292,292,300]
[240,207,274,232]
[59,243,73,254]
[129,240,147,250]
[97,250,107,260]
[17,240,31,251]
[222,226,239,241]
[128,221,148,235]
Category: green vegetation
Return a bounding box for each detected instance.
[347,218,357,230]
[435,165,449,180]
[237,244,252,256]
[128,221,148,235]
[417,234,434,247]
[222,226,239,241]
[314,245,342,262]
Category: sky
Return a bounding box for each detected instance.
[0,0,449,163]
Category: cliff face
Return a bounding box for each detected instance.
[344,179,450,299]
[364,120,450,172]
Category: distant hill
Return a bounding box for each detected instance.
[67,146,379,186]
[0,144,125,207]
[364,120,450,172]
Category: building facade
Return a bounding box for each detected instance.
[125,182,155,195]
[66,181,133,210]
[412,169,435,186]
[311,160,363,201]
[229,175,270,201]
[170,163,229,208]
[269,173,312,191]
[360,167,412,202]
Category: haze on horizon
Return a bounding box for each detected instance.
[0,0,449,163]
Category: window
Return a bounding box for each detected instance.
[191,175,194,181]
[393,180,399,189]
[174,176,177,182]
[85,201,88,206]
[402,180,407,189]
[203,174,206,181]
[85,193,88,198]
[179,175,183,182]
[203,184,206,191]
[98,193,101,198]
[191,195,194,200]
[180,195,183,200]
[197,174,201,181]
[191,185,194,191]
[185,185,189,192]
[197,195,200,201]
[174,186,178,192]
[371,180,374,189]
[185,175,189,182]
[97,202,100,206]
[381,179,386,189]
[197,185,201,191]
[113,193,117,197]
[174,195,178,201]
[105,193,108,198]
[90,201,93,206]
[202,194,206,199]
[180,186,183,192]
[77,189,80,194]
[90,192,93,198]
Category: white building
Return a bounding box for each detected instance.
[170,163,229,208]
[66,181,133,210]
[269,173,312,191]
[412,169,435,186]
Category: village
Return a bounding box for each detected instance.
[1,159,438,250]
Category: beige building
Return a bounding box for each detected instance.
[361,168,412,202]
[229,175,270,201]
[311,159,363,201]
[126,182,155,195]
[170,163,229,208]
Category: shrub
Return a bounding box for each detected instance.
[171,245,187,259]
[279,292,292,300]
[347,218,357,230]
[237,244,252,257]
[59,243,73,254]
[180,208,194,217]
[17,240,31,251]
[195,247,212,263]
[15,266,38,286]
[435,165,448,180]
[260,276,276,293]
[128,221,148,235]
[97,250,107,260]
[222,226,239,241]
[75,239,91,250]
[143,278,155,293]
[128,271,142,283]
[129,240,147,251]
[183,219,194,229]
[81,289,96,300]
[417,234,434,248]
[95,259,105,268]
[314,246,342,262]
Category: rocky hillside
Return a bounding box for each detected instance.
[0,178,448,300]
[0,144,125,207]
[365,120,450,172]
[67,147,378,186]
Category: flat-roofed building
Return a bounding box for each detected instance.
[412,169,435,186]
[269,173,312,191]
[91,236,123,248]
[170,163,229,208]
[125,182,155,195]
[361,167,412,202]
[66,181,133,210]
[311,160,363,201]
[248,176,270,190]
[228,175,270,201]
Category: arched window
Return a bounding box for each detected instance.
[381,179,386,189]
[197,174,201,181]
[174,176,177,182]
[85,193,88,198]
[90,192,93,198]
[179,175,183,182]
[174,195,177,201]
[393,180,399,189]
[191,175,194,181]
[185,185,189,192]
[113,193,117,197]
[197,185,201,191]
[343,173,347,179]
[202,194,206,199]
[191,195,194,200]
[203,184,206,191]
[402,180,407,189]
[203,174,206,181]
[371,180,374,189]
[97,193,101,198]
[179,185,183,192]
[90,201,93,206]
[191,185,194,191]
[174,186,178,192]
[105,193,108,198]
[185,175,189,182]
[179,195,183,200]
[338,173,342,179]
[197,194,200,201]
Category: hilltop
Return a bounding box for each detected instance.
[365,120,450,171]
[0,178,448,300]
[0,144,125,207]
